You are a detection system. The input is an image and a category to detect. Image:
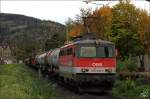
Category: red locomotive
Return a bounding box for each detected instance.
[26,33,117,92]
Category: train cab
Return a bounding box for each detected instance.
[58,34,116,89]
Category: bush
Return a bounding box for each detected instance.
[113,78,150,99]
[117,57,138,72]
[117,60,126,71]
[113,78,136,95]
[124,58,138,72]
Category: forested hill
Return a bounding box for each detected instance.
[0,13,66,60]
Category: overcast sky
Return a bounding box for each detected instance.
[1,0,150,24]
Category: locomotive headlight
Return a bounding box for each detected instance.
[81,68,89,73]
[105,69,112,73]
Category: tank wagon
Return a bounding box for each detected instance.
[24,57,36,67]
[26,33,117,92]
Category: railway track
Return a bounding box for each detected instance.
[53,82,124,99]
[28,66,130,99]
[27,66,136,99]
[39,73,124,99]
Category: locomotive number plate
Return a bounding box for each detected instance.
[91,68,104,73]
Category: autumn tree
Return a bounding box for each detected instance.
[138,9,150,47]
[68,22,84,40]
[109,1,150,71]
[90,6,112,39]
[109,2,142,57]
[146,16,150,54]
[66,6,112,40]
[136,9,150,70]
[66,8,92,40]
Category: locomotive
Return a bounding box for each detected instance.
[25,33,117,92]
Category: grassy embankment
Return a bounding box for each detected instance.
[112,58,150,99]
[0,64,59,99]
[112,78,150,99]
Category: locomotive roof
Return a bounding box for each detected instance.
[61,39,114,48]
[75,39,113,44]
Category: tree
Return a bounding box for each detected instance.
[65,8,91,40]
[109,2,143,58]
[109,2,150,71]
[146,16,150,54]
[136,9,150,70]
[90,6,112,39]
[68,23,84,39]
[45,34,64,51]
[66,6,112,40]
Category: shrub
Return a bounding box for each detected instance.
[113,78,136,95]
[113,78,150,99]
[117,57,138,72]
[124,57,138,72]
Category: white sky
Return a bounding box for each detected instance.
[1,0,150,24]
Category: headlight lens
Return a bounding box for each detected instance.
[105,69,112,73]
[81,68,89,73]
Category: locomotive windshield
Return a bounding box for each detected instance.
[80,47,96,57]
[97,46,114,57]
[79,45,115,58]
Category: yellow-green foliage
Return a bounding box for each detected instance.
[0,64,59,99]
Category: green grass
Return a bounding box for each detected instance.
[0,64,60,99]
[112,78,150,99]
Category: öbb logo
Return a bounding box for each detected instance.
[92,63,103,67]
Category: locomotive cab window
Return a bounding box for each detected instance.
[59,48,73,56]
[59,50,64,56]
[80,47,96,57]
[67,48,73,55]
[78,45,115,58]
[97,46,114,58]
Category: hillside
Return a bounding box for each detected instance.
[0,13,66,60]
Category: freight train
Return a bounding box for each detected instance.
[25,33,117,92]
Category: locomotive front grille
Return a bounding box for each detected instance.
[75,73,116,83]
